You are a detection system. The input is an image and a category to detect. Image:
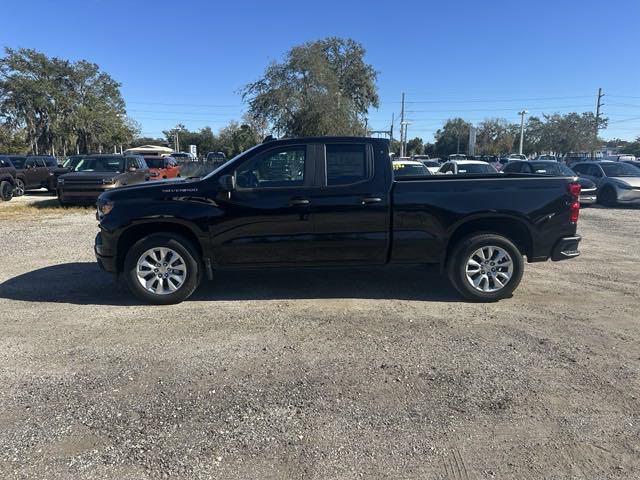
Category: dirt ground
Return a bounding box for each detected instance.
[0,193,639,479]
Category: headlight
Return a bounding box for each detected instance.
[102,178,115,185]
[57,178,65,185]
[97,201,114,217]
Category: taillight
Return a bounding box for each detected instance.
[568,182,581,223]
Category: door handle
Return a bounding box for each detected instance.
[362,197,382,205]
[289,198,310,206]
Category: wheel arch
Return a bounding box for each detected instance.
[443,215,533,269]
[116,221,204,273]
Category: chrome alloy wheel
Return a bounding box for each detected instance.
[136,247,187,295]
[14,179,25,196]
[465,245,513,293]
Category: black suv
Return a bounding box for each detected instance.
[0,155,18,201]
[11,155,63,196]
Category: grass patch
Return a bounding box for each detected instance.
[0,198,93,220]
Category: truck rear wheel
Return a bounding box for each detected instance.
[123,234,200,305]
[0,180,14,201]
[448,233,524,302]
[14,178,25,197]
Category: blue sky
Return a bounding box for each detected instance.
[1,0,639,141]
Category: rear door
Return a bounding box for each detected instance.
[24,158,42,188]
[211,143,319,265]
[304,142,390,264]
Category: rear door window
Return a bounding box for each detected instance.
[325,144,369,186]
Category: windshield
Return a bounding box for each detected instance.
[458,164,496,174]
[74,157,123,173]
[509,154,526,160]
[10,157,26,168]
[423,161,440,168]
[145,158,166,168]
[538,155,556,160]
[601,162,640,177]
[393,163,429,177]
[529,162,575,176]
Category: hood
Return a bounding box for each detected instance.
[610,177,640,188]
[99,176,205,202]
[61,171,121,182]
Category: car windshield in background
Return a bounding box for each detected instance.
[601,162,640,177]
[74,157,122,172]
[458,164,496,174]
[423,161,440,168]
[538,155,556,160]
[393,164,429,177]
[145,158,165,168]
[10,157,26,168]
[530,162,575,176]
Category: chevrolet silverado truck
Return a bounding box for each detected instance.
[95,137,582,305]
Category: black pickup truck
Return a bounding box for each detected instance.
[95,137,582,304]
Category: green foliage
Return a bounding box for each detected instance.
[0,125,28,152]
[522,112,605,154]
[160,121,262,158]
[405,137,424,156]
[621,137,640,157]
[476,118,518,155]
[0,48,138,154]
[243,37,379,137]
[434,118,470,156]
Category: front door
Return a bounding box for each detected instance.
[24,159,44,188]
[211,144,318,266]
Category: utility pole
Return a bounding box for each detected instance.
[390,112,394,142]
[518,110,528,155]
[399,92,405,157]
[593,87,604,159]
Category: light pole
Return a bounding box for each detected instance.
[401,121,411,157]
[518,110,528,155]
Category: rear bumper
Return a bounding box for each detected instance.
[95,231,118,273]
[551,235,581,261]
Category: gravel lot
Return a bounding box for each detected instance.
[1,194,639,479]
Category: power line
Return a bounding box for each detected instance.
[406,104,594,113]
[126,100,242,108]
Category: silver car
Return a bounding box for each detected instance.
[572,161,640,206]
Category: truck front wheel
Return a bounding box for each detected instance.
[123,234,200,305]
[448,233,524,302]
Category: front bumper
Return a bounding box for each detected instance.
[95,231,117,273]
[551,235,581,261]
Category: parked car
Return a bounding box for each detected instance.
[507,154,527,161]
[144,156,181,179]
[438,160,498,175]
[448,154,467,161]
[572,161,640,206]
[621,160,640,170]
[206,151,227,167]
[491,157,511,171]
[534,154,558,161]
[502,161,598,205]
[419,160,442,174]
[392,160,431,177]
[0,156,18,201]
[606,154,636,162]
[11,155,61,196]
[58,155,149,206]
[61,155,86,171]
[565,153,592,167]
[94,136,582,305]
[171,152,195,163]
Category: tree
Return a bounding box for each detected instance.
[476,118,518,155]
[405,137,424,156]
[243,37,379,137]
[0,125,28,152]
[0,47,134,154]
[621,137,640,157]
[434,118,470,156]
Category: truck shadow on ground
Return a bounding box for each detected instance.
[0,262,463,306]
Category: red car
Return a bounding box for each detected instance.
[144,156,181,179]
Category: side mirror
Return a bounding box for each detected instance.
[219,174,236,191]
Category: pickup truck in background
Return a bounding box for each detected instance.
[95,137,582,304]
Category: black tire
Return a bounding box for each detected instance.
[0,180,14,201]
[598,186,617,207]
[123,233,200,305]
[14,178,25,197]
[447,233,524,302]
[47,177,57,193]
